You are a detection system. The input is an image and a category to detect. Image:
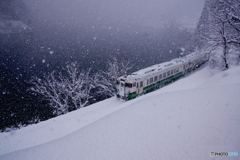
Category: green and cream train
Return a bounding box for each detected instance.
[116,53,208,100]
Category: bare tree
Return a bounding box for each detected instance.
[63,63,93,109]
[93,57,134,98]
[119,59,134,76]
[92,72,115,97]
[209,13,230,69]
[105,57,133,79]
[30,62,93,115]
[201,0,240,70]
[105,57,119,81]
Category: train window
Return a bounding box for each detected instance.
[171,70,173,75]
[150,77,153,83]
[125,83,132,88]
[154,76,158,82]
[167,71,170,76]
[159,74,162,80]
[120,78,125,82]
[140,81,143,87]
[163,73,166,78]
[133,82,136,87]
[175,68,179,73]
[147,79,149,85]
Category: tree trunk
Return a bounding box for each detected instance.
[223,56,228,70]
[223,34,229,70]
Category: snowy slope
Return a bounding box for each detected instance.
[0,65,240,160]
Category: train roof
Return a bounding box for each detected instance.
[126,59,183,80]
[118,52,203,82]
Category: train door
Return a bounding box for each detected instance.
[136,81,143,94]
[136,82,139,94]
[119,81,125,97]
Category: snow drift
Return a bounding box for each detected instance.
[0,65,240,160]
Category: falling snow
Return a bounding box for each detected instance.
[2,90,6,95]
[181,47,185,52]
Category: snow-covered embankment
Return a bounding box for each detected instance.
[0,65,240,160]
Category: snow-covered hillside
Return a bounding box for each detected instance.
[0,65,240,160]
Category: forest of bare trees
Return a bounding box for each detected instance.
[187,0,240,70]
[29,59,133,116]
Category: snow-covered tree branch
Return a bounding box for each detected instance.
[93,57,134,98]
[29,62,93,115]
[193,0,240,70]
[220,0,240,32]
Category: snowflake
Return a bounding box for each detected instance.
[181,47,185,52]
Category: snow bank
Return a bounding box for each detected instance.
[1,65,240,160]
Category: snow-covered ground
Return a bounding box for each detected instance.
[1,65,240,160]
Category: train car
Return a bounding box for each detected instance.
[116,53,208,100]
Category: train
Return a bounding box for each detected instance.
[116,53,209,100]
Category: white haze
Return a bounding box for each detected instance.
[24,0,205,30]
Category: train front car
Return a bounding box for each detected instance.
[116,76,137,100]
[116,77,125,99]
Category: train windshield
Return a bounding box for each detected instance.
[125,83,133,88]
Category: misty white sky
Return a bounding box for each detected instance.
[24,0,205,29]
